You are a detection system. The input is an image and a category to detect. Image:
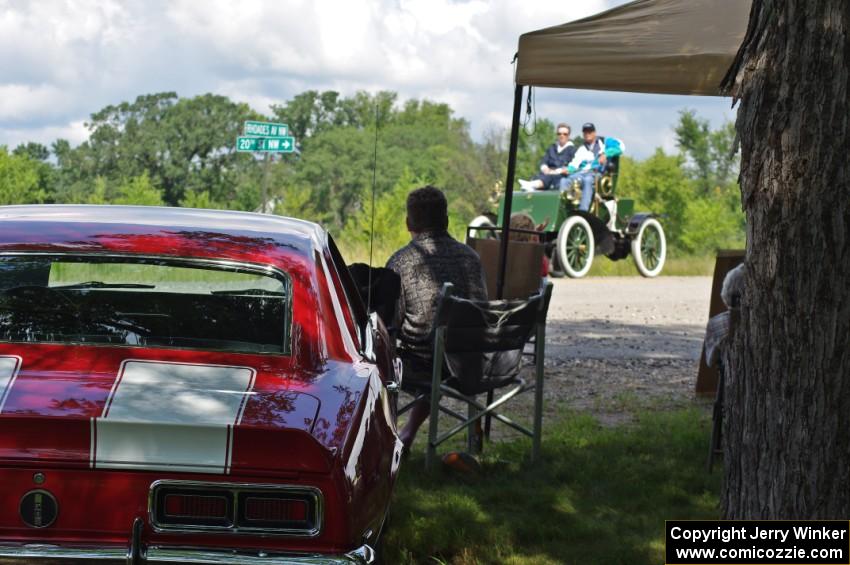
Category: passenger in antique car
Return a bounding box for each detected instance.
[517,122,577,191]
[385,186,488,450]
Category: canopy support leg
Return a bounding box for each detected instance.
[496,83,524,299]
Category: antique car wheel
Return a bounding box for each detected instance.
[468,214,498,239]
[631,217,666,277]
[557,215,594,278]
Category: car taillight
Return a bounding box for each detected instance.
[236,492,316,531]
[164,494,228,519]
[153,487,234,528]
[244,497,308,522]
[150,481,321,536]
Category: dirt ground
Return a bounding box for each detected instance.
[542,276,713,425]
[401,276,715,437]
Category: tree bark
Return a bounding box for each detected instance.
[721,0,850,518]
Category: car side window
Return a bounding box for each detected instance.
[326,235,367,329]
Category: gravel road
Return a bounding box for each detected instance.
[547,276,711,361]
[406,276,715,437]
[542,276,712,424]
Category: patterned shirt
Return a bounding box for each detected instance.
[386,230,487,362]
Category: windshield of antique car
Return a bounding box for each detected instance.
[0,255,290,354]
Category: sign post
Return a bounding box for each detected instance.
[235,121,296,213]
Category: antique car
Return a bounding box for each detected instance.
[470,157,667,279]
[0,205,401,564]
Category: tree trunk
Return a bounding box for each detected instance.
[721,0,850,518]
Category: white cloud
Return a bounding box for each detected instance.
[0,0,737,159]
[0,120,88,150]
[0,84,73,121]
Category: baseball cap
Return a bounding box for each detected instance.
[582,122,596,132]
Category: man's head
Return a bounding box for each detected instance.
[406,185,448,234]
[556,123,571,143]
[582,122,597,144]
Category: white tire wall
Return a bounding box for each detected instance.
[468,215,497,239]
[557,215,595,278]
[631,217,666,278]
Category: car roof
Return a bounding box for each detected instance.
[0,205,327,261]
[0,205,323,238]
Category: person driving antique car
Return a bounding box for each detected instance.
[562,123,624,211]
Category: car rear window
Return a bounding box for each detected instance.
[0,255,290,354]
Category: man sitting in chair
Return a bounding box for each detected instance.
[517,123,576,192]
[386,185,488,450]
[562,122,624,211]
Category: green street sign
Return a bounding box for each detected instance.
[243,121,288,137]
[236,136,295,153]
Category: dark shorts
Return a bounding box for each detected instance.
[533,172,567,190]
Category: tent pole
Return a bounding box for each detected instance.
[496,83,524,299]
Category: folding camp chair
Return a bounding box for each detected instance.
[400,281,552,468]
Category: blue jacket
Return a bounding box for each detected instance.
[538,142,576,172]
[567,137,624,173]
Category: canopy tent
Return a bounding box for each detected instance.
[495,0,752,297]
[515,0,751,96]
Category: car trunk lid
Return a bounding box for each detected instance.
[0,344,332,475]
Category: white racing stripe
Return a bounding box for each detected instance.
[93,360,255,474]
[0,355,22,414]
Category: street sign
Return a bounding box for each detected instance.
[243,121,288,137]
[236,136,295,153]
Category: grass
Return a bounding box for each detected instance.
[587,255,714,277]
[47,261,282,292]
[336,241,398,266]
[338,239,714,277]
[384,408,720,564]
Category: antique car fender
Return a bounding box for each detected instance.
[568,210,615,256]
[624,212,657,236]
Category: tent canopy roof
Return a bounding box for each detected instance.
[516,0,751,96]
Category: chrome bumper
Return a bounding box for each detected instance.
[0,543,374,565]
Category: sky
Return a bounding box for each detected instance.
[0,0,738,159]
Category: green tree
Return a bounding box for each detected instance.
[619,151,691,252]
[282,92,493,233]
[680,196,745,254]
[621,148,745,255]
[292,125,384,229]
[12,142,55,201]
[478,126,508,205]
[53,92,259,206]
[13,142,50,161]
[84,178,109,204]
[180,190,224,210]
[339,167,422,258]
[113,173,164,206]
[0,147,48,204]
[675,109,739,194]
[271,90,397,139]
[515,118,556,184]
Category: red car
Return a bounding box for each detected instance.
[0,205,401,564]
